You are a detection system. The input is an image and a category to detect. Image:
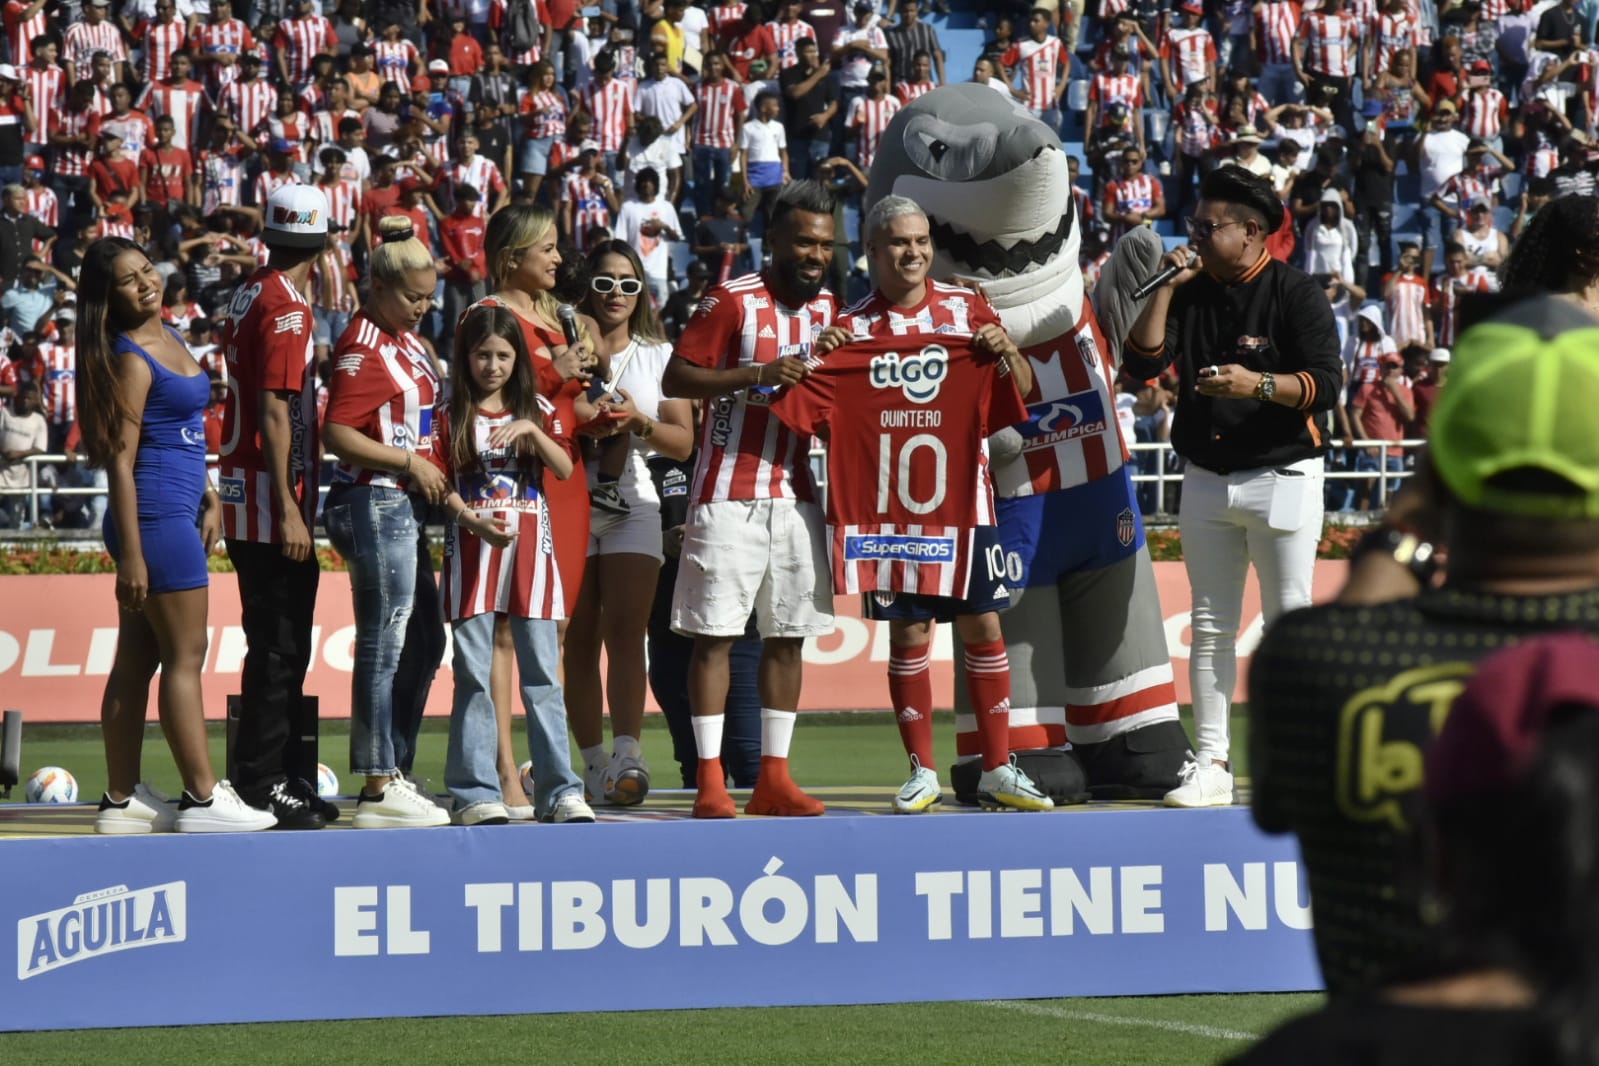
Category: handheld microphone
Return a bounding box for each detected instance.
[1130,253,1198,302]
[557,303,582,348]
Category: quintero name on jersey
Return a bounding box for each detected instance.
[869,344,949,404]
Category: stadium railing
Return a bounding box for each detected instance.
[0,440,1427,534]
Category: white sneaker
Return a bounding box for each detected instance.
[353,777,451,829]
[1163,753,1235,808]
[583,757,610,805]
[505,804,537,822]
[545,793,596,823]
[892,757,942,814]
[175,780,279,833]
[976,756,1055,812]
[604,750,650,806]
[95,782,178,835]
[458,801,510,826]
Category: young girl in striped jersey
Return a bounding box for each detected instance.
[433,304,595,825]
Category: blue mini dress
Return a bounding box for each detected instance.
[102,328,211,594]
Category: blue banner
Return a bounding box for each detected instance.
[3,807,1321,1031]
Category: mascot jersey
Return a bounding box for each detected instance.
[865,84,1190,794]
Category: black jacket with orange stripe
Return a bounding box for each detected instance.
[1121,253,1342,475]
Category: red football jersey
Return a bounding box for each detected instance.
[992,308,1129,498]
[773,332,1026,597]
[431,402,567,622]
[218,267,321,542]
[326,312,440,489]
[676,271,835,505]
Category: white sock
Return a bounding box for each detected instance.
[691,714,724,760]
[612,734,641,760]
[761,708,797,759]
[580,744,608,772]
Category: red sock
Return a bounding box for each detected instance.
[964,639,1012,772]
[889,643,936,770]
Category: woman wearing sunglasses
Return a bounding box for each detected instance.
[563,240,695,806]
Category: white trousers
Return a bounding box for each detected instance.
[1179,457,1323,761]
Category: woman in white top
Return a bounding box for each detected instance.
[564,240,695,806]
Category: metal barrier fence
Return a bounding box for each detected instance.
[0,440,1427,532]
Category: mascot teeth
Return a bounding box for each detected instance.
[927,202,1076,279]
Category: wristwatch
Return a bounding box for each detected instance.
[1253,371,1276,402]
[1351,526,1440,587]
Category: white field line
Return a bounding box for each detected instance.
[979,999,1259,1042]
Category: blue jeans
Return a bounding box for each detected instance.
[445,612,582,816]
[324,485,445,777]
[692,145,732,220]
[790,137,831,181]
[1259,62,1304,106]
[313,307,350,351]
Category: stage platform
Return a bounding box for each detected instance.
[2,788,1320,1032]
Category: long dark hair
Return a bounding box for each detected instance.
[580,239,665,344]
[75,237,150,470]
[1499,196,1599,293]
[449,304,543,476]
[1428,710,1599,1065]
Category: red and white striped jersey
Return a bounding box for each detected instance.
[274,15,335,85]
[1089,72,1143,117]
[563,172,611,251]
[327,312,440,489]
[580,78,633,153]
[1384,271,1431,348]
[198,145,248,212]
[1001,36,1066,112]
[1404,0,1431,45]
[677,271,837,504]
[1431,269,1492,348]
[1103,173,1162,240]
[766,18,816,69]
[1255,0,1302,64]
[98,216,135,240]
[895,80,936,105]
[1371,12,1414,75]
[217,267,320,543]
[1460,87,1507,140]
[257,111,310,163]
[1434,169,1491,211]
[373,38,420,93]
[137,20,187,83]
[51,107,93,177]
[22,63,62,123]
[197,18,255,61]
[92,110,157,159]
[252,168,300,208]
[1479,0,1509,17]
[1100,0,1132,17]
[22,183,55,227]
[693,79,744,148]
[709,2,747,36]
[490,0,548,65]
[4,0,47,68]
[33,342,74,425]
[451,154,506,212]
[316,177,361,234]
[307,106,359,148]
[1351,334,1397,387]
[433,402,568,622]
[63,20,126,75]
[846,93,901,171]
[1302,11,1359,77]
[142,81,208,151]
[1346,0,1378,33]
[520,89,567,141]
[312,241,357,310]
[993,309,1129,497]
[222,78,278,138]
[164,299,206,333]
[1162,26,1217,87]
[773,326,1025,597]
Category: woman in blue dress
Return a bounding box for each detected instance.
[75,237,277,835]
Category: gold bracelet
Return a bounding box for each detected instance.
[641,418,654,441]
[755,362,765,388]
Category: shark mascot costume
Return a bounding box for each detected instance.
[865,83,1191,801]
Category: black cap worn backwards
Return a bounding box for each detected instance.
[1199,165,1282,230]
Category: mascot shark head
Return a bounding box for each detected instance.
[865,83,1083,348]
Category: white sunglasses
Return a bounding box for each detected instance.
[591,276,644,296]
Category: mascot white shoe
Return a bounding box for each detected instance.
[865,84,1193,802]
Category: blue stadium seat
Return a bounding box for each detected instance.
[668,241,693,279]
[1492,206,1516,233]
[1501,170,1523,204]
[1162,235,1187,253]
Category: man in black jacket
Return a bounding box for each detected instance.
[1122,165,1341,808]
[0,185,53,293]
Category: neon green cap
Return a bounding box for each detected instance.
[1430,308,1599,520]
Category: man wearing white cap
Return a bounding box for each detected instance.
[1411,346,1449,436]
[218,183,333,830]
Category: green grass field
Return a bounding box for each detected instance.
[1,711,1310,1064]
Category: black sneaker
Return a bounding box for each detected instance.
[590,481,630,517]
[246,779,327,830]
[293,777,341,823]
